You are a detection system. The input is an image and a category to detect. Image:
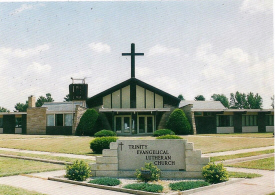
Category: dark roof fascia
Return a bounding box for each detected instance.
[88,77,180,103]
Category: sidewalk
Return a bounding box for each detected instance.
[203,146,274,157]
[0,147,96,160]
[191,167,275,195]
[0,171,130,195]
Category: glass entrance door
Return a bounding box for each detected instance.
[138,116,154,134]
[115,116,131,134]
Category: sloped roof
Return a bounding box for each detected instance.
[42,102,83,112]
[87,77,180,108]
[179,101,226,110]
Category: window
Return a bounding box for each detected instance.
[47,115,55,126]
[64,114,73,126]
[0,117,3,128]
[217,115,233,127]
[15,116,22,128]
[55,114,63,126]
[266,115,274,126]
[242,115,257,126]
[138,116,154,134]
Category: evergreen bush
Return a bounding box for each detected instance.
[76,109,99,136]
[169,181,210,191]
[94,130,117,137]
[156,135,183,139]
[202,162,229,184]
[90,137,118,154]
[89,177,121,186]
[166,109,192,135]
[135,162,161,182]
[123,183,163,193]
[153,129,175,137]
[65,160,91,181]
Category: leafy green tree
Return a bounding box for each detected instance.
[36,93,54,107]
[177,94,185,101]
[194,95,205,101]
[0,107,10,112]
[230,91,262,109]
[211,94,229,108]
[64,94,71,102]
[14,101,28,112]
[76,109,99,136]
[166,109,192,135]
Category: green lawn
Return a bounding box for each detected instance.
[228,171,262,179]
[211,149,274,162]
[0,157,64,177]
[227,157,274,170]
[0,185,46,195]
[0,134,273,154]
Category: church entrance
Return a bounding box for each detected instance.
[114,115,131,134]
[137,115,154,134]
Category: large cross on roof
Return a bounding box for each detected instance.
[122,43,144,78]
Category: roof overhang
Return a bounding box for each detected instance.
[99,108,170,113]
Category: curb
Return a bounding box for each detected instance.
[48,176,244,195]
[0,154,72,165]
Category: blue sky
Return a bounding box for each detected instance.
[0,0,273,111]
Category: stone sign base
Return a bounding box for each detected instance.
[91,140,209,179]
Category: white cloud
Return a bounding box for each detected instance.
[11,4,45,15]
[88,42,111,53]
[222,48,251,64]
[136,67,153,77]
[27,62,52,74]
[148,45,181,56]
[240,0,272,14]
[0,44,50,58]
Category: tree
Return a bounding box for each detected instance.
[36,93,54,107]
[14,101,28,112]
[64,94,71,102]
[76,109,99,136]
[211,94,229,108]
[166,109,192,135]
[177,94,185,101]
[194,95,205,101]
[271,95,274,109]
[230,91,262,109]
[0,107,10,112]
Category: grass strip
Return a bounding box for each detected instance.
[169,181,210,191]
[0,157,64,177]
[228,171,262,179]
[227,157,274,170]
[89,177,121,186]
[211,149,274,162]
[0,184,46,195]
[198,133,274,138]
[123,183,163,193]
[0,150,95,164]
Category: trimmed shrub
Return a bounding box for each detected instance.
[135,162,161,182]
[90,137,118,154]
[202,162,229,184]
[153,129,175,137]
[65,160,91,181]
[156,135,183,139]
[166,109,192,135]
[94,130,117,137]
[123,183,163,193]
[89,177,121,186]
[169,181,210,191]
[76,109,99,136]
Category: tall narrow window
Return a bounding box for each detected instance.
[0,117,3,128]
[47,115,54,126]
[15,117,22,128]
[64,114,73,126]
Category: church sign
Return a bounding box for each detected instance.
[91,139,210,179]
[117,140,185,171]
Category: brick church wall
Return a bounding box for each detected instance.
[27,107,47,134]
